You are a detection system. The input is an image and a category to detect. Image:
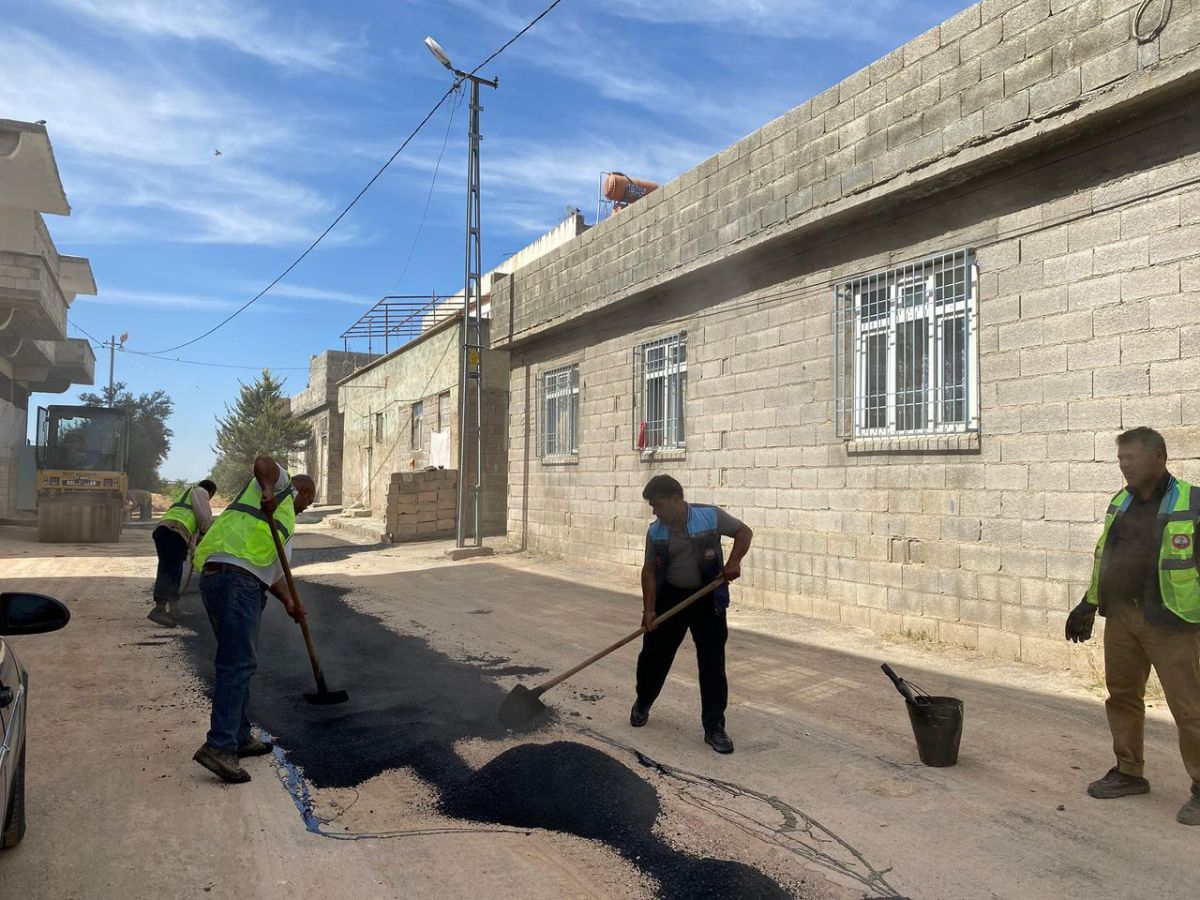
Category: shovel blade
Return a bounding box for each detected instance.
[498,683,548,729]
[304,689,349,706]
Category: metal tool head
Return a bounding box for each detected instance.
[304,689,349,706]
[498,683,548,729]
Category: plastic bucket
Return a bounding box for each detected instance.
[906,696,964,767]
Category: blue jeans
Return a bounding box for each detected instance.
[199,570,267,752]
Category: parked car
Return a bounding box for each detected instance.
[0,592,70,848]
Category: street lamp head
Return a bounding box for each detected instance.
[424,36,454,71]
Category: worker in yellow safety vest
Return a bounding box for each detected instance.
[1065,427,1200,826]
[148,479,216,628]
[190,455,315,784]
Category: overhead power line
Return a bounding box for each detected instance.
[140,0,569,357]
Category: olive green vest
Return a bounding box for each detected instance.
[160,485,200,537]
[1087,477,1200,624]
[194,478,295,570]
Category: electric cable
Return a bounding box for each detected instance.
[383,87,463,299]
[1135,0,1172,43]
[139,0,569,357]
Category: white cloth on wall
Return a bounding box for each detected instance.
[430,429,450,468]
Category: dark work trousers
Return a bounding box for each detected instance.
[635,583,729,731]
[152,526,189,607]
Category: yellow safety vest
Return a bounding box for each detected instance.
[1087,477,1200,624]
[160,485,200,537]
[194,477,295,570]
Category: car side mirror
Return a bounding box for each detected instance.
[0,592,71,636]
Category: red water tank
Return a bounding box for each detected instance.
[604,172,658,206]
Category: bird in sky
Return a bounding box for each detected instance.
[213,148,222,157]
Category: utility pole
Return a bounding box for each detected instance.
[424,36,498,559]
[101,332,128,406]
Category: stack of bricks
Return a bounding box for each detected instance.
[386,470,457,542]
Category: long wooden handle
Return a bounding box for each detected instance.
[534,577,726,696]
[265,509,329,691]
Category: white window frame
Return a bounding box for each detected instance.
[633,333,687,451]
[536,364,580,460]
[411,400,424,450]
[839,252,979,440]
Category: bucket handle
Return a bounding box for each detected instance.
[881,663,931,703]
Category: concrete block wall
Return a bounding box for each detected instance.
[387,469,458,541]
[506,94,1200,667]
[337,320,509,534]
[493,0,1200,351]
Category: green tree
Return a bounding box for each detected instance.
[211,369,309,496]
[78,382,174,491]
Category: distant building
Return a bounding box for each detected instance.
[288,350,375,505]
[0,119,97,518]
[335,213,587,541]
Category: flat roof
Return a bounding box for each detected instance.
[0,119,70,215]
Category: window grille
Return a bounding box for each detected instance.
[437,391,451,431]
[411,400,424,450]
[834,250,978,439]
[633,333,687,450]
[535,364,580,458]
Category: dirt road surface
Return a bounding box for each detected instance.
[0,517,1194,899]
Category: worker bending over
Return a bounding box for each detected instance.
[632,475,752,754]
[191,455,314,784]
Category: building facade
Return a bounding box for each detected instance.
[337,316,509,538]
[0,120,97,518]
[493,0,1200,666]
[289,350,375,505]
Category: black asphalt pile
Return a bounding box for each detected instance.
[443,741,791,899]
[180,580,790,897]
[177,581,517,789]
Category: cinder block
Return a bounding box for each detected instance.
[978,627,1023,660]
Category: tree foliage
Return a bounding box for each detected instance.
[211,370,309,496]
[78,382,174,491]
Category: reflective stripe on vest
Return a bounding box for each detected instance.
[159,486,198,536]
[194,478,295,571]
[1087,477,1200,624]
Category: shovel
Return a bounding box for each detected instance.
[498,577,725,729]
[265,510,349,706]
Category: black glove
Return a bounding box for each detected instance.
[1065,597,1097,643]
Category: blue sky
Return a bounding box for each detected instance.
[3,0,971,481]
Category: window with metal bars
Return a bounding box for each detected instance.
[535,364,580,459]
[411,400,424,450]
[437,391,451,432]
[834,250,978,439]
[633,333,687,451]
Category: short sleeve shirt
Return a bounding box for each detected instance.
[644,504,744,589]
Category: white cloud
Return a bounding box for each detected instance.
[244,284,371,305]
[0,28,350,247]
[47,0,352,71]
[79,289,237,311]
[603,0,922,41]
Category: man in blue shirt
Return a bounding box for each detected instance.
[633,475,752,753]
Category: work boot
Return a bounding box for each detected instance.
[704,728,735,754]
[193,744,251,783]
[147,604,176,628]
[1177,785,1200,826]
[630,701,650,727]
[237,737,274,758]
[1087,766,1149,799]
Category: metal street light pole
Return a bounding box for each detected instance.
[104,331,128,406]
[425,37,498,552]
